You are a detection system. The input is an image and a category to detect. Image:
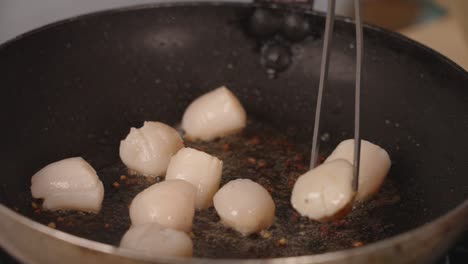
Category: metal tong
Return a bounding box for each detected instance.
[309,0,363,192]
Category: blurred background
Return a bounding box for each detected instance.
[316,0,468,70]
[0,0,467,69]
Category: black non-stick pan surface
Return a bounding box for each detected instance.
[0,2,467,259]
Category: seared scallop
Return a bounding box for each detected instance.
[119,121,184,177]
[290,159,355,221]
[181,86,247,141]
[325,139,391,201]
[30,157,104,212]
[166,148,223,209]
[120,223,193,258]
[129,179,196,232]
[213,179,275,235]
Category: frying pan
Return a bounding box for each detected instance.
[0,2,467,264]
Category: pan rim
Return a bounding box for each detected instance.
[0,1,467,263]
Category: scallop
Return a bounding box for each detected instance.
[129,179,196,232]
[325,139,391,201]
[30,157,104,212]
[120,223,193,258]
[181,86,247,141]
[119,121,184,177]
[290,159,355,221]
[213,179,275,235]
[166,148,223,209]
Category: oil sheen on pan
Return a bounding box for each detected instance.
[30,119,400,258]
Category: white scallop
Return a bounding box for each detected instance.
[181,86,247,141]
[119,121,184,177]
[290,159,355,221]
[30,157,104,212]
[213,179,275,235]
[129,179,196,232]
[166,148,223,209]
[325,139,391,201]
[120,223,193,258]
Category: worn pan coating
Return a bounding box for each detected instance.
[0,2,467,264]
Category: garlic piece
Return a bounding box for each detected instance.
[182,86,247,141]
[119,121,184,177]
[325,139,391,201]
[213,179,275,235]
[129,179,196,232]
[166,148,223,209]
[120,223,193,258]
[30,157,104,212]
[291,159,355,221]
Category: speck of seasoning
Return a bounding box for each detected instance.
[120,175,127,181]
[287,177,296,189]
[257,159,267,167]
[290,212,299,222]
[34,209,41,214]
[112,182,120,188]
[260,230,272,239]
[146,177,156,184]
[331,219,347,227]
[31,202,38,209]
[293,154,304,161]
[352,241,364,247]
[247,157,257,164]
[299,231,306,235]
[265,186,274,193]
[189,232,196,238]
[128,169,138,176]
[48,222,56,229]
[294,163,306,170]
[250,136,261,145]
[222,143,231,151]
[104,223,110,229]
[318,156,326,164]
[277,238,288,246]
[57,217,64,222]
[320,225,329,238]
